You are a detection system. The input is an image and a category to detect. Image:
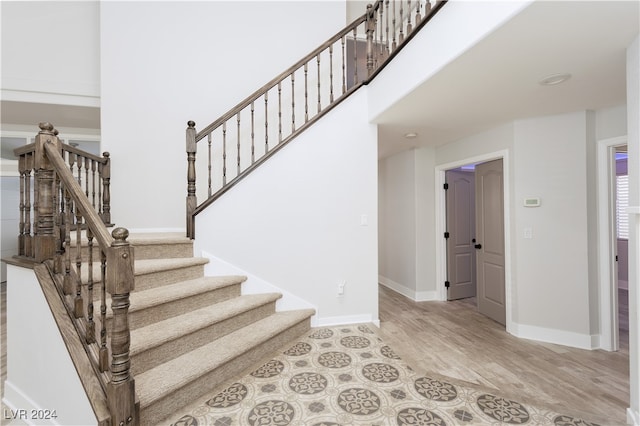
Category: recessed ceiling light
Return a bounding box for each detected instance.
[539,73,572,86]
[404,132,418,139]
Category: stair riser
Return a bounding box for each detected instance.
[131,301,278,375]
[107,283,242,331]
[70,243,193,262]
[135,265,205,291]
[140,318,311,426]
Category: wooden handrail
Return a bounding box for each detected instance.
[14,123,138,426]
[186,0,446,238]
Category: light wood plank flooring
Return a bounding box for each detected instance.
[377,284,630,425]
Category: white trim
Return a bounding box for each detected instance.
[628,408,640,426]
[1,88,100,108]
[510,322,598,350]
[434,149,513,334]
[127,227,185,234]
[596,135,627,351]
[379,275,438,301]
[314,314,380,328]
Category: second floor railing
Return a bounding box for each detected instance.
[13,123,137,426]
[185,0,446,237]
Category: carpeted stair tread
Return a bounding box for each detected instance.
[130,292,283,355]
[79,257,209,284]
[105,275,246,318]
[134,257,209,275]
[136,308,315,409]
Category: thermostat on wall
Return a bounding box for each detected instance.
[523,197,541,207]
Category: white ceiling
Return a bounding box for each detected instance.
[375,0,640,158]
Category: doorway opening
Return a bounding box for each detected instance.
[597,136,628,351]
[437,152,511,329]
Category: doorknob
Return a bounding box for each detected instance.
[474,243,482,249]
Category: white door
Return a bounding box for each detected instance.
[445,169,476,300]
[475,159,506,325]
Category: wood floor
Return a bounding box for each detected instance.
[377,284,630,425]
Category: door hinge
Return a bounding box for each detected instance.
[444,231,450,239]
[443,183,449,190]
[445,281,450,289]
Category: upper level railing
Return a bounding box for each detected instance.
[185,0,446,237]
[13,123,137,426]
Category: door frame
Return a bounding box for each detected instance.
[597,135,627,351]
[435,149,513,332]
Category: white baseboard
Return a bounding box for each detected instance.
[510,322,598,350]
[314,314,380,328]
[379,275,438,302]
[628,408,640,425]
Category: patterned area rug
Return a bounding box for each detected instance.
[166,325,600,426]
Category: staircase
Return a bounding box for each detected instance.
[99,233,314,425]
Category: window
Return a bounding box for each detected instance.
[616,174,629,239]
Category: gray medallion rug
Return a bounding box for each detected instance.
[165,324,601,425]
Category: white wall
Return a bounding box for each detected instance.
[100,1,346,232]
[626,34,640,425]
[194,90,379,326]
[512,112,591,336]
[378,147,437,300]
[0,1,100,106]
[1,177,20,282]
[3,266,96,426]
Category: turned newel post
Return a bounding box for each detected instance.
[186,121,197,239]
[102,152,112,225]
[34,122,61,262]
[106,227,138,426]
[366,3,376,78]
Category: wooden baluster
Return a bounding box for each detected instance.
[24,154,33,258]
[251,101,255,163]
[277,83,282,143]
[101,152,111,225]
[304,62,309,122]
[18,155,26,257]
[341,36,346,95]
[63,189,73,295]
[186,121,197,239]
[99,249,108,372]
[86,227,95,344]
[317,54,322,113]
[366,4,376,78]
[106,228,137,426]
[399,0,405,43]
[54,165,63,275]
[378,1,384,65]
[291,73,296,132]
[385,0,390,57]
[353,27,359,85]
[415,0,422,25]
[91,159,97,210]
[84,157,90,206]
[207,133,212,197]
[236,112,241,176]
[407,0,413,33]
[392,0,398,51]
[98,161,104,221]
[329,44,334,103]
[423,0,431,18]
[34,123,60,262]
[264,91,269,152]
[74,203,83,318]
[222,122,227,185]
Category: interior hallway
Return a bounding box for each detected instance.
[377,284,630,425]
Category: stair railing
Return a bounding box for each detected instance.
[185,0,446,238]
[13,123,138,426]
